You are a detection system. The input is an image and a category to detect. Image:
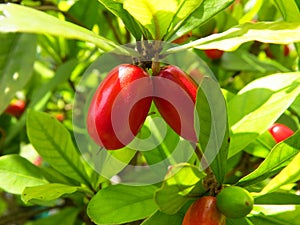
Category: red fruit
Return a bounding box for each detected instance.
[172,31,192,44]
[268,123,294,143]
[265,47,274,58]
[55,113,65,122]
[204,49,224,60]
[4,99,26,117]
[86,64,152,150]
[33,156,43,167]
[153,65,198,142]
[283,45,290,56]
[182,196,226,225]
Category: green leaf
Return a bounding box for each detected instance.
[168,21,300,52]
[238,131,300,187]
[250,205,300,225]
[4,59,78,148]
[26,110,90,186]
[140,112,195,179]
[0,155,48,195]
[97,0,145,39]
[24,208,79,225]
[123,0,175,39]
[141,210,183,225]
[154,163,206,214]
[261,150,300,194]
[87,184,158,224]
[195,77,229,183]
[169,0,234,41]
[0,33,36,114]
[123,0,203,39]
[88,147,136,181]
[69,0,103,30]
[228,73,300,158]
[221,50,289,73]
[255,192,300,205]
[0,3,119,52]
[22,183,82,204]
[273,0,300,22]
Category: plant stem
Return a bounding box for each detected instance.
[151,41,161,76]
[195,145,220,195]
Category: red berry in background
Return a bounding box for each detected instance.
[204,49,224,60]
[268,123,294,143]
[86,64,152,150]
[33,156,43,167]
[172,31,192,44]
[283,45,290,56]
[4,99,26,117]
[182,196,226,225]
[265,47,274,59]
[153,65,198,142]
[55,113,65,122]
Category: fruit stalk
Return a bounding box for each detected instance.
[195,146,219,195]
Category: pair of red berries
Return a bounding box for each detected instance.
[86,64,198,150]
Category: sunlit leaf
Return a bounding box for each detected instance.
[228,73,300,157]
[22,183,82,204]
[0,3,119,52]
[88,184,157,224]
[0,155,48,195]
[238,131,300,186]
[168,21,300,52]
[27,110,90,186]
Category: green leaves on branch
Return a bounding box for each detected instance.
[87,184,157,224]
[0,33,36,114]
[195,77,229,184]
[0,3,118,52]
[22,183,84,205]
[27,110,91,187]
[168,21,300,53]
[228,73,300,157]
[239,131,300,187]
[154,163,206,215]
[0,155,48,195]
[123,0,203,39]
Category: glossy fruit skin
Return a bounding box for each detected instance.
[153,65,198,142]
[204,49,224,60]
[4,99,26,117]
[87,64,152,150]
[216,186,254,219]
[182,196,226,225]
[268,123,294,143]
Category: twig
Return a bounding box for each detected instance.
[195,145,220,195]
[103,11,123,44]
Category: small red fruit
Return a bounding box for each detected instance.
[268,123,294,143]
[4,99,26,117]
[182,196,226,225]
[86,64,152,150]
[33,156,43,167]
[172,31,192,44]
[283,45,290,56]
[204,49,224,60]
[55,113,65,122]
[153,65,198,142]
